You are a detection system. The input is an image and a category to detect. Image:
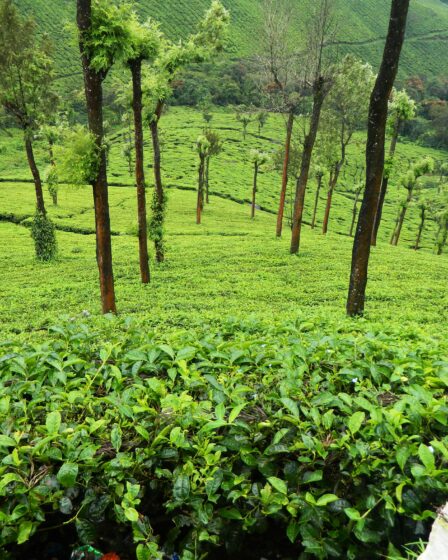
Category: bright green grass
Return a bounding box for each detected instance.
[0,107,447,336]
[14,0,448,88]
[1,107,446,251]
[0,182,447,336]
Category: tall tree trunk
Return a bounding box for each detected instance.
[25,133,46,216]
[322,160,343,235]
[349,188,362,237]
[205,156,210,204]
[347,0,410,316]
[290,78,326,254]
[251,162,258,219]
[149,100,165,262]
[311,172,323,229]
[197,154,205,225]
[371,120,401,245]
[391,189,412,246]
[276,111,294,237]
[130,58,150,285]
[414,207,425,250]
[77,0,116,314]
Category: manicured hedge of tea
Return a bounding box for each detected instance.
[1,317,447,559]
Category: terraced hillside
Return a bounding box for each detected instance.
[15,0,448,88]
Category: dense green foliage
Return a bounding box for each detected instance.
[13,0,448,84]
[30,211,57,262]
[0,318,447,559]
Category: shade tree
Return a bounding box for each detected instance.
[0,0,58,260]
[372,89,416,244]
[319,56,374,235]
[196,135,211,225]
[250,150,269,219]
[142,0,230,262]
[204,129,223,204]
[290,0,338,254]
[76,0,135,313]
[347,0,410,316]
[390,157,434,246]
[260,0,301,238]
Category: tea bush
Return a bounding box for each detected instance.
[1,317,447,559]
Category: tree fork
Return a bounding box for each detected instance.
[347,0,410,316]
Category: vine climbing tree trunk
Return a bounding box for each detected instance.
[347,0,410,316]
[25,133,46,216]
[77,0,116,314]
[251,162,259,219]
[197,153,206,225]
[130,58,150,284]
[276,111,294,237]
[149,100,165,263]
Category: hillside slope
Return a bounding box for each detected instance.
[15,0,448,89]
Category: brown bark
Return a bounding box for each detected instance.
[414,207,425,250]
[311,172,323,229]
[205,156,210,204]
[391,188,412,246]
[290,78,326,254]
[130,58,150,285]
[276,111,294,237]
[197,154,206,225]
[347,0,410,316]
[25,133,46,216]
[349,188,362,237]
[371,119,401,245]
[251,162,259,219]
[149,100,165,262]
[77,0,116,314]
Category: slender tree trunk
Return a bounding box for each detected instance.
[414,207,425,250]
[276,111,294,237]
[130,58,150,285]
[77,0,116,314]
[391,189,412,246]
[25,133,46,216]
[150,100,165,262]
[205,156,210,204]
[347,0,410,316]
[371,122,400,245]
[437,226,448,255]
[197,154,205,225]
[251,162,258,219]
[350,189,362,237]
[290,78,326,254]
[311,172,323,229]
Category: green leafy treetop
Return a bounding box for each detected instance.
[80,0,133,75]
[388,89,416,132]
[250,149,270,168]
[143,1,230,118]
[0,0,58,134]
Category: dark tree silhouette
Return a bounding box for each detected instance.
[347,0,410,316]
